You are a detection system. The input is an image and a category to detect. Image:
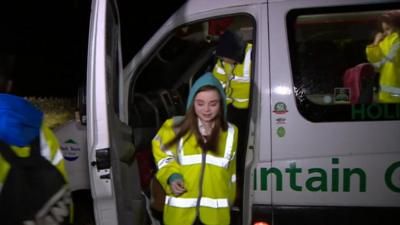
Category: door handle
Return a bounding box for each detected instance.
[91,148,111,170]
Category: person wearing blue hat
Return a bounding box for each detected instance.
[152,72,238,225]
[0,53,70,224]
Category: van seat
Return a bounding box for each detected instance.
[132,90,185,191]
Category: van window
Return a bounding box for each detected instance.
[287,4,400,122]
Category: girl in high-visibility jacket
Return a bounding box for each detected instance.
[152,72,238,225]
[366,12,400,103]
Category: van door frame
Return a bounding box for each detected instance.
[87,0,144,224]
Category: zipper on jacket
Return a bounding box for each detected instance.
[195,150,207,218]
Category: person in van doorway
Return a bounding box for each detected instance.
[152,72,238,225]
[212,29,252,208]
[0,53,71,224]
[212,29,253,109]
[366,12,400,103]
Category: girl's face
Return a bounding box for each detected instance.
[194,89,221,123]
[382,21,393,36]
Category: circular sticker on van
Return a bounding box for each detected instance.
[60,139,80,161]
[273,102,288,114]
[277,127,286,138]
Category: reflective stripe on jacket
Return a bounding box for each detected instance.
[366,32,400,103]
[0,125,67,192]
[152,118,238,225]
[213,43,252,108]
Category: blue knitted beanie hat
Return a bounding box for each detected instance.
[186,72,227,118]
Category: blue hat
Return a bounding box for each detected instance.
[186,72,227,118]
[0,94,43,147]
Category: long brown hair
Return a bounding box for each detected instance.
[381,11,400,30]
[165,86,228,153]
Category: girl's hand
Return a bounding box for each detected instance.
[170,179,187,196]
[373,32,385,45]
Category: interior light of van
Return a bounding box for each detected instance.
[253,222,270,225]
[274,85,291,95]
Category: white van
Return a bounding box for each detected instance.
[86,0,400,224]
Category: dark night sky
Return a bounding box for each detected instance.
[0,0,185,98]
[118,0,186,65]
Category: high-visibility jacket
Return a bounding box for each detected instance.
[0,124,67,192]
[213,43,252,109]
[366,32,400,103]
[152,118,238,225]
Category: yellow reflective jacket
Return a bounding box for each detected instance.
[152,118,238,225]
[366,32,400,103]
[213,43,252,108]
[0,124,68,189]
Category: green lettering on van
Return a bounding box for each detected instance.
[352,104,365,120]
[343,168,366,192]
[260,167,282,191]
[286,162,302,191]
[306,168,327,192]
[332,158,339,192]
[385,161,400,193]
[257,158,369,193]
[352,104,400,120]
[383,104,396,119]
[367,104,383,119]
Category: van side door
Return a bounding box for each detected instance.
[87,0,144,224]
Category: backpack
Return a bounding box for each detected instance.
[0,137,71,225]
[343,63,376,104]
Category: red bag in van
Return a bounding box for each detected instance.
[343,63,375,104]
[136,149,156,190]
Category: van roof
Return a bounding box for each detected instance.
[179,0,397,15]
[178,0,266,15]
